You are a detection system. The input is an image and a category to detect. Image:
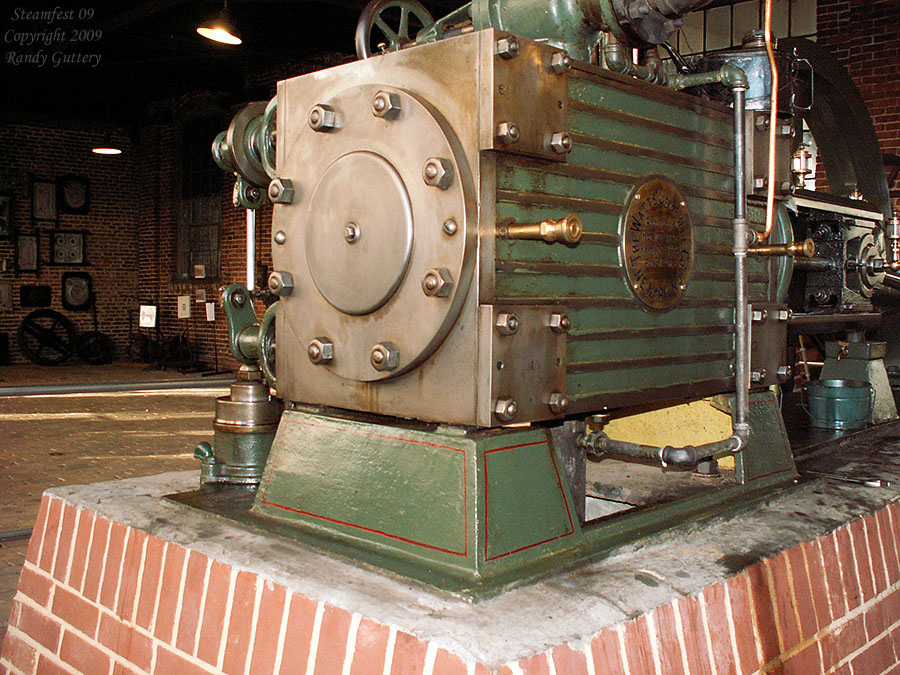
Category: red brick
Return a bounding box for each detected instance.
[876,509,899,586]
[153,543,187,642]
[622,616,656,675]
[52,585,100,637]
[117,529,148,622]
[677,595,713,675]
[81,516,110,603]
[822,614,866,670]
[766,554,801,651]
[134,535,165,630]
[59,630,111,674]
[517,653,550,675]
[156,644,216,675]
[820,533,847,620]
[248,581,287,675]
[390,629,428,675]
[835,527,862,610]
[591,628,625,675]
[849,519,876,602]
[175,550,209,655]
[196,561,233,667]
[113,662,144,675]
[783,547,816,643]
[52,505,77,583]
[652,602,685,675]
[36,654,76,675]
[99,523,128,610]
[26,497,50,565]
[866,601,889,640]
[39,498,63,573]
[851,634,896,674]
[726,573,759,673]
[279,595,319,674]
[66,510,94,592]
[551,644,588,675]
[349,617,390,675]
[97,613,153,672]
[12,600,61,652]
[433,648,467,675]
[17,566,53,608]
[702,582,736,675]
[801,541,832,631]
[864,514,888,594]
[2,629,38,674]
[222,570,259,675]
[783,642,821,675]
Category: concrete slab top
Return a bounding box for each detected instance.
[46,421,900,665]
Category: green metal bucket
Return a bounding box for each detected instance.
[806,379,873,430]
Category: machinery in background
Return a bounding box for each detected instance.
[189,0,900,596]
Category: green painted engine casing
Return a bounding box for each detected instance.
[271,29,782,428]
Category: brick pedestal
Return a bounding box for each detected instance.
[2,470,900,674]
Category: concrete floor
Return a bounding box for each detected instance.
[0,362,230,640]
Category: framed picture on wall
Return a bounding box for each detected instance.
[32,180,57,221]
[15,231,39,272]
[0,193,11,238]
[58,175,90,215]
[50,230,87,265]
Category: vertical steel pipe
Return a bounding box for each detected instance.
[246,208,256,292]
[732,86,750,437]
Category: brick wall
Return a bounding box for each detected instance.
[0,122,138,365]
[817,0,900,210]
[4,492,900,674]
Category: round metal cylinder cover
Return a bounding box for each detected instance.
[280,84,475,382]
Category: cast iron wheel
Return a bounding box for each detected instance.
[355,0,434,59]
[76,331,115,365]
[17,309,77,365]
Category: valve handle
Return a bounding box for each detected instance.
[355,0,434,59]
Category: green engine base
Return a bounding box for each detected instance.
[247,390,796,597]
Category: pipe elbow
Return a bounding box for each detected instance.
[720,64,748,90]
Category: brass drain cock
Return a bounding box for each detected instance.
[497,214,583,245]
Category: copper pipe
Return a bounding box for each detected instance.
[761,0,778,242]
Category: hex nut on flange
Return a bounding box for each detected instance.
[370,342,400,371]
[422,158,454,190]
[550,132,573,154]
[548,313,571,333]
[372,91,401,120]
[267,271,294,296]
[495,312,519,336]
[547,392,569,414]
[496,122,520,145]
[549,52,571,74]
[494,398,518,422]
[308,104,336,131]
[307,337,334,365]
[776,365,793,380]
[422,268,454,297]
[268,178,294,204]
[495,36,520,59]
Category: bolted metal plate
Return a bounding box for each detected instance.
[482,34,569,162]
[305,151,413,315]
[278,83,476,383]
[620,176,694,311]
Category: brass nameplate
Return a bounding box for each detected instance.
[621,177,693,310]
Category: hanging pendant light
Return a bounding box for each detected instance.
[92,130,122,155]
[197,0,242,45]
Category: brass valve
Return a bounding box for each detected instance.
[749,238,815,257]
[497,214,583,245]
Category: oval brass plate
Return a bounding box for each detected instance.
[621,177,693,310]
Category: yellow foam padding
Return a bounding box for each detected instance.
[603,399,736,469]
